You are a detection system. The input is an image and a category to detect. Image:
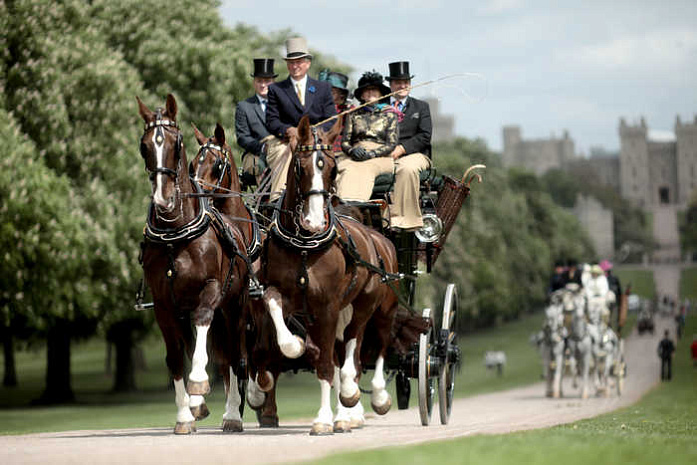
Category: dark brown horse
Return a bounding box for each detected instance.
[251,115,399,434]
[136,94,249,434]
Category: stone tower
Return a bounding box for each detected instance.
[619,117,651,207]
[502,125,521,168]
[676,115,697,205]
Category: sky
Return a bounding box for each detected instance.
[219,0,697,154]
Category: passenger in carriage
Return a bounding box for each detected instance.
[562,259,583,288]
[386,61,433,231]
[336,70,398,201]
[317,69,354,154]
[235,58,277,186]
[265,37,337,200]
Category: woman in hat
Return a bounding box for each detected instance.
[335,70,398,201]
[318,69,354,153]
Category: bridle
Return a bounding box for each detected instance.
[139,110,183,182]
[191,140,231,192]
[292,129,336,201]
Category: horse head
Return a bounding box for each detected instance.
[190,123,238,194]
[137,94,184,214]
[287,115,342,234]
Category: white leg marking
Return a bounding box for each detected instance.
[174,378,195,423]
[223,367,242,422]
[304,151,326,230]
[268,297,303,358]
[340,338,358,398]
[189,394,204,408]
[313,378,333,426]
[335,305,353,342]
[246,375,266,409]
[189,325,209,383]
[371,356,389,407]
[333,367,350,423]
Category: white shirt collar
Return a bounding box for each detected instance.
[290,75,308,90]
[256,94,267,103]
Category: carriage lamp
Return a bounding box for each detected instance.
[415,213,443,243]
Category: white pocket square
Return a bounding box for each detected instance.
[411,112,419,118]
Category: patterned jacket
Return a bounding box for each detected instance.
[341,105,399,158]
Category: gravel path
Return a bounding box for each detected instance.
[1,316,668,465]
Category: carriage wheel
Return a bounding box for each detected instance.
[418,308,435,426]
[438,283,458,425]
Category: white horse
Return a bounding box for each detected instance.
[566,285,593,399]
[542,291,567,397]
[587,294,619,396]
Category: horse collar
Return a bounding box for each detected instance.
[269,192,338,250]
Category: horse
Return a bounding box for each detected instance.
[136,94,249,433]
[542,290,566,398]
[586,295,618,396]
[565,284,593,399]
[250,115,399,435]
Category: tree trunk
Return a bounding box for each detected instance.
[2,331,18,387]
[38,320,74,404]
[109,321,138,392]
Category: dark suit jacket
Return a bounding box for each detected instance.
[266,77,336,138]
[235,96,272,156]
[398,96,432,158]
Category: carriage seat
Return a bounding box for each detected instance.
[370,167,442,198]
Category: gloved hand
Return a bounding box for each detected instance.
[364,150,376,159]
[349,146,369,161]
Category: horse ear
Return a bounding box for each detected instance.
[214,123,226,146]
[165,93,178,120]
[191,123,206,146]
[136,96,153,121]
[324,115,343,146]
[297,115,311,142]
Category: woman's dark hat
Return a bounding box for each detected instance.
[354,70,390,102]
[386,61,414,81]
[251,58,278,78]
[318,69,349,94]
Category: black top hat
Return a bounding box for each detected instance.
[251,58,278,78]
[353,70,391,103]
[386,61,414,81]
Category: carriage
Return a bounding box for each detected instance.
[136,94,484,433]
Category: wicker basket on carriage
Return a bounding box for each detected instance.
[419,164,485,266]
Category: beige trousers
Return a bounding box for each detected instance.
[390,152,431,229]
[336,141,394,201]
[265,136,293,200]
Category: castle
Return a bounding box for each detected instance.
[502,115,697,208]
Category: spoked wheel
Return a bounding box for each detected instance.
[438,283,458,425]
[418,308,435,426]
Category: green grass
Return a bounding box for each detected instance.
[681,268,697,301]
[614,268,655,299]
[300,316,697,465]
[0,311,552,435]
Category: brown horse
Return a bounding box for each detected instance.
[137,94,249,434]
[188,123,280,426]
[252,115,399,434]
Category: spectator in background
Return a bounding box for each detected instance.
[691,334,697,368]
[657,330,676,381]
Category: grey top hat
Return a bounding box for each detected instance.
[251,58,278,78]
[284,37,313,60]
[386,61,414,81]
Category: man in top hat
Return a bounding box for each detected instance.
[387,61,432,230]
[235,58,278,186]
[318,69,353,153]
[265,37,337,198]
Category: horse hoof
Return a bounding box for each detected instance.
[174,421,196,435]
[280,336,306,359]
[190,402,210,421]
[371,396,392,415]
[552,391,560,399]
[257,371,275,392]
[222,419,243,432]
[310,422,334,436]
[259,415,279,428]
[333,420,351,433]
[340,392,360,408]
[187,379,210,396]
[247,391,266,410]
[349,416,365,429]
